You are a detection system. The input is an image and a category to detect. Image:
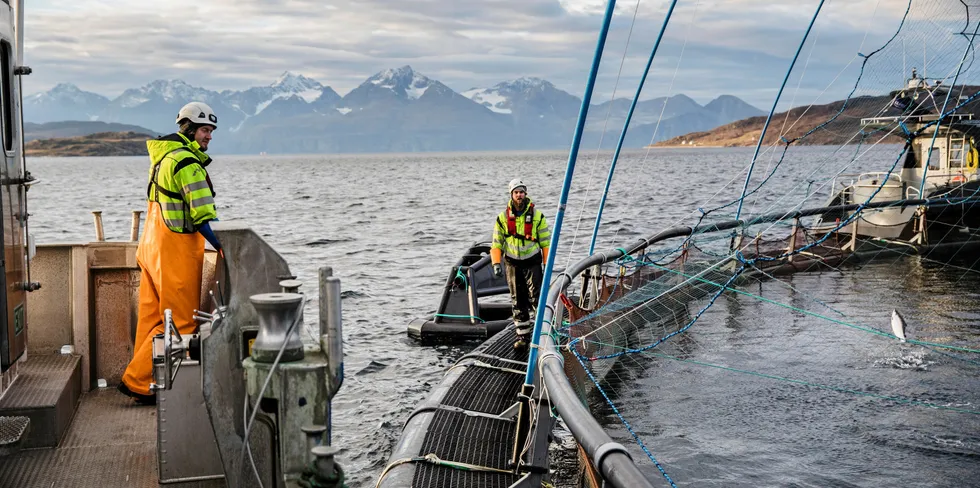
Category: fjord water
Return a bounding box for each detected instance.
[28,147,979,487]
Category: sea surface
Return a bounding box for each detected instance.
[27,146,980,487]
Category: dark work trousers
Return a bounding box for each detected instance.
[505,252,543,335]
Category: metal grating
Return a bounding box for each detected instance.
[412,409,519,488]
[0,416,28,445]
[0,354,78,409]
[477,327,527,361]
[441,367,524,415]
[413,465,520,488]
[0,389,224,487]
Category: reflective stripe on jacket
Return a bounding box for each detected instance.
[492,197,551,260]
[145,133,217,233]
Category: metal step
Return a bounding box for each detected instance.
[0,416,30,456]
[0,354,81,448]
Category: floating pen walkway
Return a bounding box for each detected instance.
[378,325,544,488]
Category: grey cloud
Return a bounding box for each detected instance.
[22,0,980,108]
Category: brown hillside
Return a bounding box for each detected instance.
[26,131,153,157]
[654,91,980,147]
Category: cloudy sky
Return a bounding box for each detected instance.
[22,0,980,108]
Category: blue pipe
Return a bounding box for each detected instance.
[733,0,825,228]
[588,0,679,256]
[525,0,618,388]
[918,20,980,197]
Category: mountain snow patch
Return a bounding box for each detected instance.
[336,107,352,115]
[120,96,150,108]
[463,88,511,114]
[368,66,432,100]
[405,85,428,99]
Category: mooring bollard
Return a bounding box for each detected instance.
[92,211,105,242]
[130,210,143,241]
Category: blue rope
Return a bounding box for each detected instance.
[789,0,912,144]
[524,0,618,388]
[733,0,826,227]
[581,265,746,360]
[659,0,912,259]
[588,0,679,255]
[571,349,678,488]
[918,18,980,196]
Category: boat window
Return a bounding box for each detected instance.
[950,140,965,169]
[0,41,11,152]
[927,147,941,170]
[903,148,919,168]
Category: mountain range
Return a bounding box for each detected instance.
[24,66,764,154]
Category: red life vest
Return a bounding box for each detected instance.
[506,203,535,241]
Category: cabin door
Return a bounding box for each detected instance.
[0,38,25,369]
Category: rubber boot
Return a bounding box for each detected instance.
[513,321,532,351]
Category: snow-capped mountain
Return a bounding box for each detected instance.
[224,71,334,117]
[24,69,764,153]
[463,77,580,120]
[96,80,235,133]
[113,79,221,108]
[341,66,449,110]
[24,83,109,123]
[367,65,434,100]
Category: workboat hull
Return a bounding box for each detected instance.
[408,241,516,343]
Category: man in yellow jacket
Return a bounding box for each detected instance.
[490,179,551,351]
[118,102,222,405]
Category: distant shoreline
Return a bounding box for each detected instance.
[25,131,152,157]
[646,144,730,149]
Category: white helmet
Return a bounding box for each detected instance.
[508,178,527,194]
[176,101,218,129]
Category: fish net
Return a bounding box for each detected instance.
[555,1,980,485]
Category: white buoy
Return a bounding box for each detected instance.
[891,309,907,342]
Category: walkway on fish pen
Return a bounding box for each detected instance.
[377,325,543,488]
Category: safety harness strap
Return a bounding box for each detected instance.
[505,202,535,241]
[147,148,196,201]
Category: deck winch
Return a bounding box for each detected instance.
[150,224,346,487]
[249,292,305,363]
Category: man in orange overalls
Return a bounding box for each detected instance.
[118,102,222,405]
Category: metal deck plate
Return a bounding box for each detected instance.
[0,354,81,449]
[0,354,77,409]
[0,389,225,487]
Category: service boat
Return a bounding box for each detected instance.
[407,240,516,343]
[816,73,980,242]
[0,2,349,486]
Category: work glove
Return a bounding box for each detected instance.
[492,263,503,278]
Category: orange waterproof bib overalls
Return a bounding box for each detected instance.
[120,202,204,395]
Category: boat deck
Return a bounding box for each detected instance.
[0,387,225,487]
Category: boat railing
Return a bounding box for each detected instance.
[860,113,972,129]
[833,171,904,196]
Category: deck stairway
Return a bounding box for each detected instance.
[0,354,81,449]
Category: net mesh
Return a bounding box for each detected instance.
[557,1,980,485]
